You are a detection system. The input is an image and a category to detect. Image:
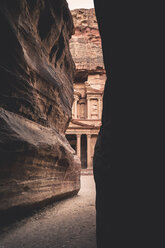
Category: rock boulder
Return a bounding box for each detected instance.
[0,0,81,215]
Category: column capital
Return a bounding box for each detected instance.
[74,95,79,101]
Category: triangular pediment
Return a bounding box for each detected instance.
[68,119,100,129]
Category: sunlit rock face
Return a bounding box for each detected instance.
[0,0,81,213]
[70,8,105,81]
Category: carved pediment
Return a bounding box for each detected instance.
[68,119,100,129]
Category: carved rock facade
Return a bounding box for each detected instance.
[0,0,81,214]
[66,9,106,169]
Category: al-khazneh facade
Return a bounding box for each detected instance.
[66,9,106,169]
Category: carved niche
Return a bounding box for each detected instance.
[78,99,86,119]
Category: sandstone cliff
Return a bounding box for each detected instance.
[0,0,81,215]
[70,8,105,81]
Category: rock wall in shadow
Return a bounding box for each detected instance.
[0,0,81,214]
[93,0,163,247]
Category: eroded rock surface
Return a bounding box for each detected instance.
[0,0,81,214]
[70,8,105,81]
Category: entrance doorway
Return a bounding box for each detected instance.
[66,134,77,152]
[81,134,87,169]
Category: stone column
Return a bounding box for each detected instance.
[76,134,81,159]
[87,134,92,168]
[72,100,75,118]
[98,98,102,119]
[75,99,78,119]
[87,98,91,119]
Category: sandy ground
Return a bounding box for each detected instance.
[0,175,97,248]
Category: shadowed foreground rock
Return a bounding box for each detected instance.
[0,0,81,217]
[93,0,163,247]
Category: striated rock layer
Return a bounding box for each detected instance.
[70,8,105,81]
[0,0,81,215]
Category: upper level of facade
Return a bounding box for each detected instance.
[72,73,105,122]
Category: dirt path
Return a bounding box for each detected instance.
[0,175,97,248]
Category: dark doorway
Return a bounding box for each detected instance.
[81,134,87,169]
[66,134,77,152]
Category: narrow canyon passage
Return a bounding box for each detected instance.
[0,175,96,248]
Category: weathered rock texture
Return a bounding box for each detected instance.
[0,0,81,214]
[70,8,105,81]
